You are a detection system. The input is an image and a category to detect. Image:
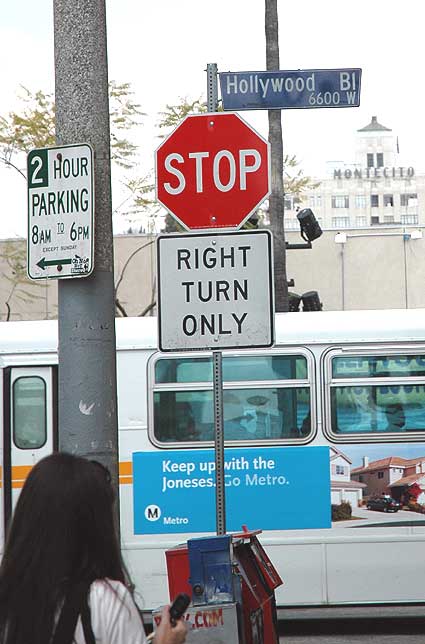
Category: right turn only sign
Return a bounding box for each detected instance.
[157,230,274,352]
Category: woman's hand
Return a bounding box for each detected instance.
[154,604,187,644]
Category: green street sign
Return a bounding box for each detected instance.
[27,143,94,280]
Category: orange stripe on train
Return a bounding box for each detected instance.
[7,461,133,489]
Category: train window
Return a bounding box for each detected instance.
[155,354,307,383]
[331,384,425,434]
[328,353,425,436]
[155,358,212,383]
[332,355,425,378]
[152,353,312,444]
[13,376,47,449]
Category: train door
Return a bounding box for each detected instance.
[2,366,57,538]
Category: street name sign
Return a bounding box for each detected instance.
[27,143,94,280]
[219,68,362,111]
[157,230,274,351]
[155,113,270,230]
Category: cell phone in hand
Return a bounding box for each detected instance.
[169,593,191,625]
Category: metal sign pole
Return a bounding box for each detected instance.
[206,63,226,535]
[213,350,226,535]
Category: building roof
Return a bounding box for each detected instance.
[357,115,392,132]
[352,455,425,474]
[330,446,352,464]
[390,473,425,487]
[331,480,367,489]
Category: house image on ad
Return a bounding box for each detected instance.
[351,455,425,504]
[330,447,366,507]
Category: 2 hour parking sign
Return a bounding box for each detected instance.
[27,143,94,280]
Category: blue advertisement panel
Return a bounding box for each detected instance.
[219,69,361,111]
[133,447,331,534]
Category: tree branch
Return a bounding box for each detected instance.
[115,298,128,317]
[114,239,155,295]
[0,156,27,180]
[138,301,156,317]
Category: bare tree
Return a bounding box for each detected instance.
[1,241,47,321]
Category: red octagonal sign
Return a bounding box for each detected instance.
[155,112,270,230]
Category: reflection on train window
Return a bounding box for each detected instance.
[13,376,47,449]
[154,386,311,443]
[331,384,425,434]
[332,355,425,379]
[155,354,308,384]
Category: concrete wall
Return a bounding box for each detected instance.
[2,226,424,321]
[285,226,425,311]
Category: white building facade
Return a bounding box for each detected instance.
[284,116,423,231]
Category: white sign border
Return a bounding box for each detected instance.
[27,142,95,281]
[157,229,275,352]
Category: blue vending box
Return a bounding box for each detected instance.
[187,535,241,606]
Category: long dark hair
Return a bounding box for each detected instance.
[0,452,129,644]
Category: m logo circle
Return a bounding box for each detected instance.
[145,504,161,521]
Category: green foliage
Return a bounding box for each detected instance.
[157,97,207,137]
[0,82,143,174]
[109,81,144,169]
[0,88,55,155]
[331,501,352,521]
[283,154,320,197]
[161,213,184,233]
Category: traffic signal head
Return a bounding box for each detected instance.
[296,208,323,243]
[288,293,301,312]
[302,291,323,311]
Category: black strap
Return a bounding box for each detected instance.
[81,596,96,644]
[52,581,96,644]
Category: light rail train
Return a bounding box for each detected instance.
[2,309,425,612]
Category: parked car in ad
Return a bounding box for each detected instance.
[367,496,401,512]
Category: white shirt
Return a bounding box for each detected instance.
[74,579,147,644]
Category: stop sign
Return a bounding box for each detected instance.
[155,112,270,230]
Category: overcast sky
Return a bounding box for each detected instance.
[1,0,424,237]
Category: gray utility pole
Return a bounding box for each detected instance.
[53,1,119,498]
[265,0,289,312]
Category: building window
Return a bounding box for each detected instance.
[309,195,323,208]
[401,214,418,225]
[400,193,418,207]
[335,465,345,475]
[383,194,394,207]
[355,195,367,208]
[371,216,379,225]
[367,153,374,168]
[332,217,350,228]
[332,196,349,208]
[384,215,395,223]
[377,152,384,168]
[371,194,379,208]
[284,198,293,210]
[356,216,367,227]
[378,472,384,479]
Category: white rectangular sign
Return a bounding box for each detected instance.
[157,230,274,351]
[27,143,94,280]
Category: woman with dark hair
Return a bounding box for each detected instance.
[0,453,186,644]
